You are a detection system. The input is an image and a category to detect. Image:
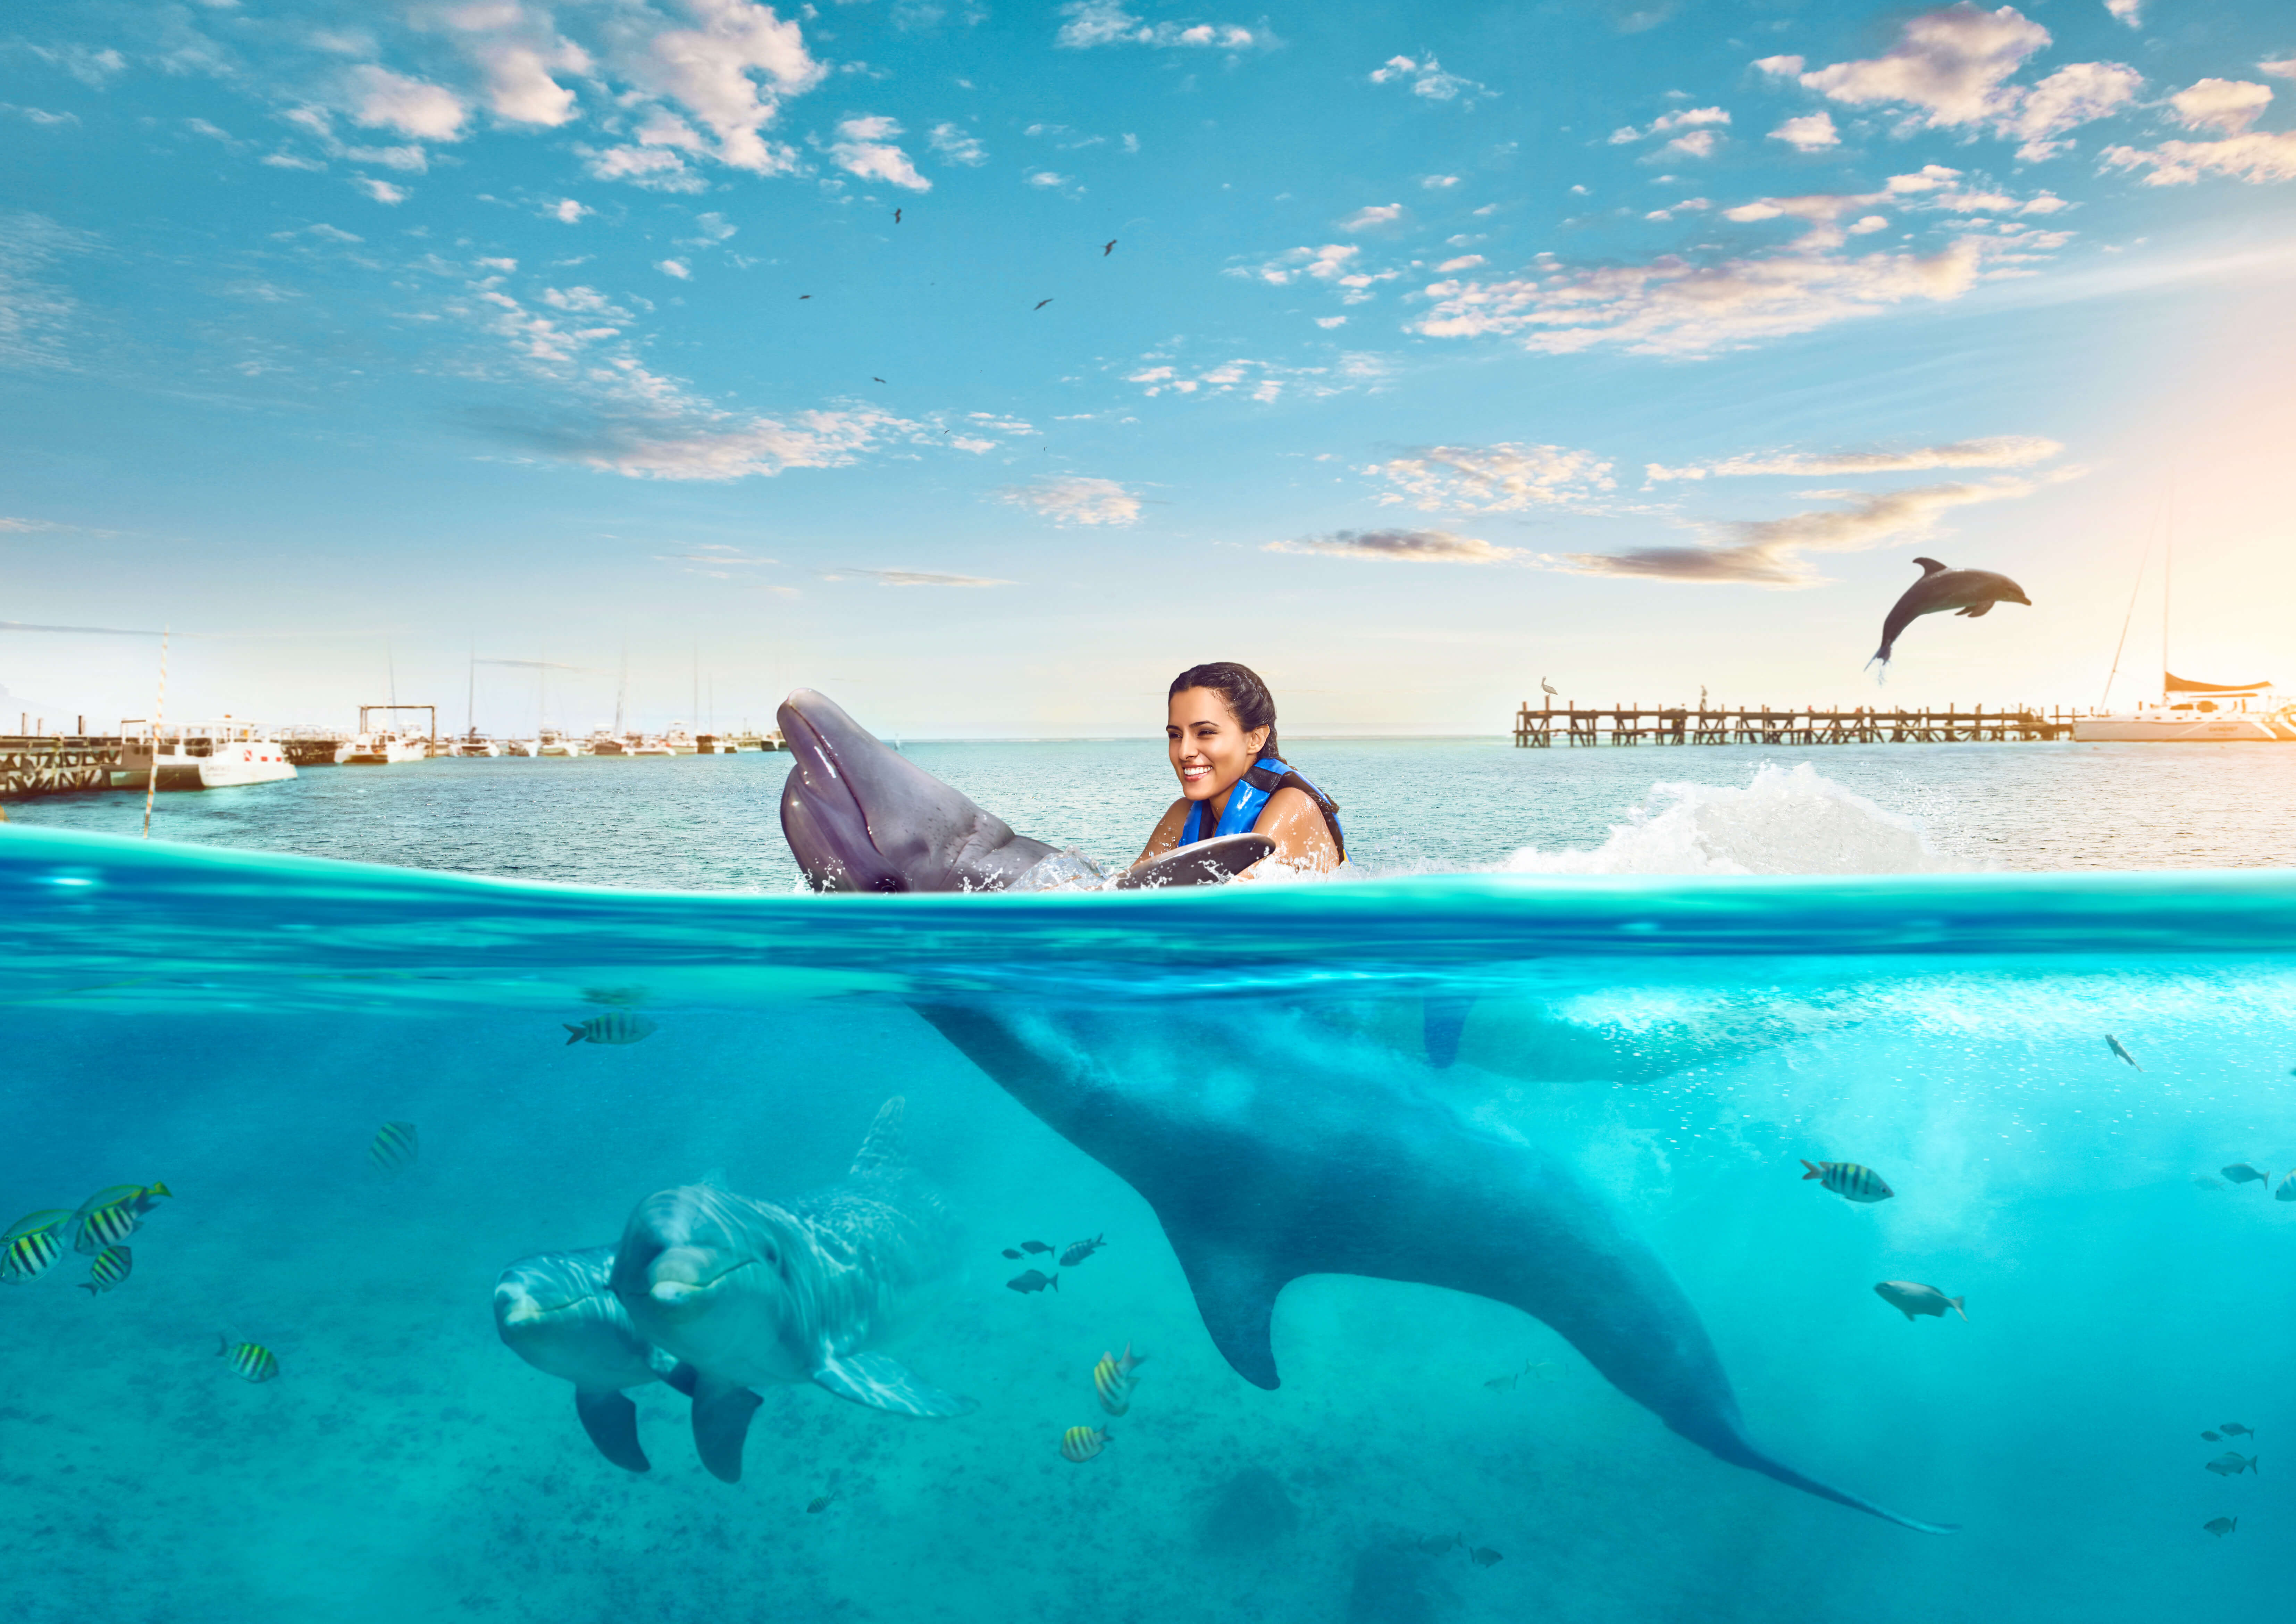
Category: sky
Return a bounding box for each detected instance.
[2,0,2294,739]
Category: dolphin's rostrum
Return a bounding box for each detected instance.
[493,1244,694,1474]
[775,688,1958,1533]
[1870,557,2031,667]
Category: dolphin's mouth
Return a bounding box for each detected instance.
[779,694,887,891]
[647,1252,755,1307]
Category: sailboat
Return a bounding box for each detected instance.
[2075,511,2293,741]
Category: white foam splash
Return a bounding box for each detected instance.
[1497,762,1968,876]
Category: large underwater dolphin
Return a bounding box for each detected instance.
[611,1097,977,1484]
[775,689,1955,1533]
[493,1244,690,1473]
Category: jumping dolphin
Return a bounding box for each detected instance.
[1870,557,2031,667]
[611,1098,976,1484]
[774,690,1956,1533]
[493,1245,691,1473]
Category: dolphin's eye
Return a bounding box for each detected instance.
[761,1247,776,1266]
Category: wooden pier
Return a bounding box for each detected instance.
[1,734,123,799]
[1513,702,2079,747]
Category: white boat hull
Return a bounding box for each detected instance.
[120,739,298,791]
[2075,713,2296,742]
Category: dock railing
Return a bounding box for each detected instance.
[1512,702,2081,747]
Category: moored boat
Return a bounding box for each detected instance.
[119,722,298,791]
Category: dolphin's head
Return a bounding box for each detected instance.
[777,689,1055,893]
[611,1185,817,1379]
[494,1246,659,1389]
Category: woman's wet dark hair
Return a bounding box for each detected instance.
[1170,661,1279,760]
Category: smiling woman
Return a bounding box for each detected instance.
[1134,661,1346,879]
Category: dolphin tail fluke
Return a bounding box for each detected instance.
[849,1097,907,1177]
[1950,1297,1968,1322]
[574,1388,651,1474]
[1703,1427,1957,1534]
[813,1352,978,1418]
[1423,995,1474,1070]
[691,1374,763,1483]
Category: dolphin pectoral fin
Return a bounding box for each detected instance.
[1958,601,1993,617]
[1422,994,1475,1070]
[573,1388,650,1474]
[813,1352,978,1418]
[1166,1234,1287,1390]
[690,1374,763,1483]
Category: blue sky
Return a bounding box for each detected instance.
[3,0,2294,738]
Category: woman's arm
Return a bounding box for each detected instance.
[1133,798,1191,867]
[1241,785,1341,878]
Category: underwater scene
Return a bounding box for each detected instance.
[6,748,2295,1624]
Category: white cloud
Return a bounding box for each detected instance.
[2103,131,2296,185]
[1667,130,1722,158]
[1267,528,1518,564]
[345,143,427,172]
[1365,442,1616,513]
[1768,111,1840,151]
[1612,106,1731,143]
[262,152,328,171]
[995,475,1141,526]
[1422,174,1461,189]
[1644,199,1711,222]
[28,45,126,87]
[928,121,986,165]
[1125,351,1384,402]
[1436,253,1485,272]
[348,64,468,141]
[613,0,826,177]
[1792,4,2141,158]
[1056,3,1268,51]
[837,567,1013,587]
[2105,0,2141,25]
[1367,55,1496,106]
[550,197,590,223]
[0,212,91,371]
[1415,235,1993,357]
[569,409,910,480]
[1564,477,2046,585]
[1314,315,1347,328]
[580,144,709,192]
[2263,59,2296,82]
[1339,203,1404,231]
[353,176,409,203]
[657,257,691,278]
[1024,169,1072,190]
[2169,78,2273,136]
[1753,54,1805,77]
[828,113,930,190]
[1645,434,2063,481]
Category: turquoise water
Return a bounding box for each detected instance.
[5,750,2295,1621]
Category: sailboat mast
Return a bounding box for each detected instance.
[467,642,476,738]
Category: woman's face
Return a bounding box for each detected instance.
[1167,686,1268,803]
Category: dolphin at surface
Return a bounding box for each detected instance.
[774,689,1957,1533]
[611,1098,976,1484]
[493,1245,692,1473]
[1870,557,2031,667]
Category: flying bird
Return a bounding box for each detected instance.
[894,208,902,224]
[1870,558,2031,668]
[799,294,811,300]
[873,376,886,383]
[1034,298,1054,310]
[1103,239,1117,256]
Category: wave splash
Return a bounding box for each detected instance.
[1497,763,1967,877]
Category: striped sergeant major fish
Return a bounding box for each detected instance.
[368,1122,419,1175]
[70,1183,171,1254]
[81,1246,132,1295]
[564,1012,659,1047]
[1800,1160,1895,1204]
[1093,1345,1147,1416]
[1,1225,65,1283]
[1059,1424,1110,1463]
[219,1337,280,1384]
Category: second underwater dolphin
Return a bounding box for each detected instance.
[611,1098,977,1484]
[776,688,1956,1534]
[494,1244,690,1473]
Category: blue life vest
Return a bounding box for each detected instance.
[1179,756,1345,860]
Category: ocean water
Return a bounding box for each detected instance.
[5,743,2295,1623]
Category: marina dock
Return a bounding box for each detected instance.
[1514,702,2080,747]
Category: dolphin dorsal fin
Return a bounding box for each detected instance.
[1912,557,1948,577]
[849,1097,907,1176]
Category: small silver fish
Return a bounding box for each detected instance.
[1874,1281,1967,1323]
[2278,1170,2296,1202]
[1005,1269,1058,1294]
[806,1493,835,1514]
[2202,1431,2222,1442]
[563,1012,658,1046]
[2204,1516,2237,1538]
[1000,1248,1022,1259]
[1469,1547,1503,1569]
[1059,1234,1105,1267]
[1019,1241,1054,1258]
[1059,1424,1109,1463]
[2221,1423,2255,1439]
[2221,1163,2270,1187]
[2105,1034,2141,1069]
[2204,1452,2257,1477]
